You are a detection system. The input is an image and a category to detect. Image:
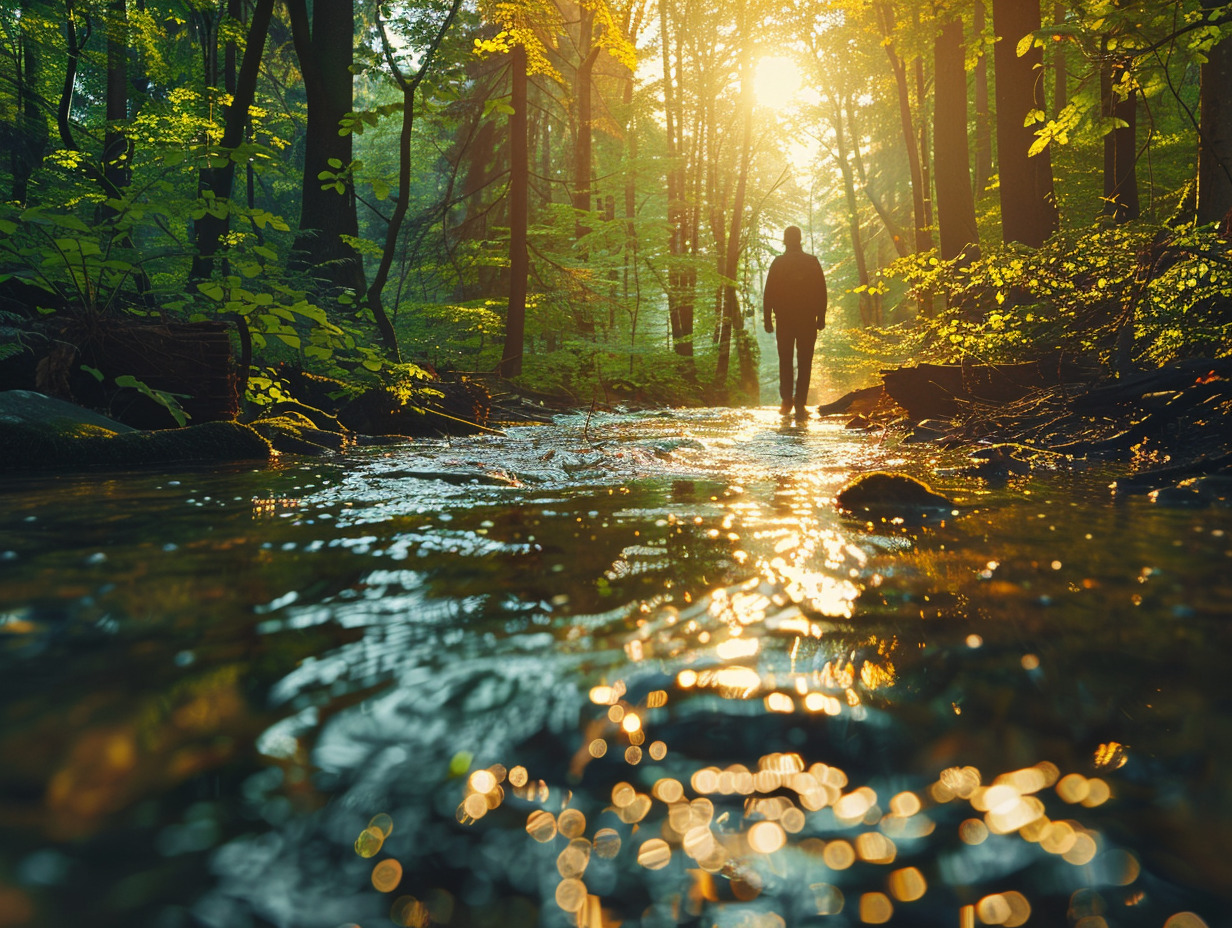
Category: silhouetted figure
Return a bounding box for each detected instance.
[763,226,827,419]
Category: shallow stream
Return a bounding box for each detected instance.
[1,408,1230,927]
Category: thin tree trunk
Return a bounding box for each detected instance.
[993,0,1059,247]
[973,0,993,198]
[833,97,874,325]
[715,13,754,399]
[660,0,691,361]
[573,8,598,226]
[879,2,930,253]
[500,44,529,379]
[102,0,130,214]
[365,0,462,359]
[850,100,910,260]
[12,1,49,203]
[913,8,932,234]
[1101,57,1139,223]
[1052,2,1068,115]
[191,0,275,280]
[622,65,639,346]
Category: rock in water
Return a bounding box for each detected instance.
[835,471,955,519]
[0,389,272,473]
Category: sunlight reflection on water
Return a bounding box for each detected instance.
[1,408,1229,927]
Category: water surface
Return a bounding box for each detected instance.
[1,408,1229,927]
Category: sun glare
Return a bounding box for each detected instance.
[753,56,803,108]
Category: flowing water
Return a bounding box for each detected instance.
[1,407,1230,928]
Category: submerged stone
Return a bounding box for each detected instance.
[835,471,955,518]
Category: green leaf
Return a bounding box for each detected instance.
[197,282,225,300]
[361,358,383,372]
[327,158,344,169]
[80,364,104,382]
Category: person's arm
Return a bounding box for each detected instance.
[815,258,828,329]
[763,260,778,333]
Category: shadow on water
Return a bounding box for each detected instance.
[0,407,1229,927]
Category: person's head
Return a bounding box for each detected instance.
[783,226,803,249]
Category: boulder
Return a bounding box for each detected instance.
[835,471,956,520]
[0,390,271,473]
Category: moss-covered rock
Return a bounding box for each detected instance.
[0,391,272,473]
[250,415,349,456]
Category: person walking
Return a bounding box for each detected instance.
[763,226,827,419]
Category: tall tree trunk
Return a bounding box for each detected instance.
[993,0,1059,247]
[878,2,931,253]
[500,44,529,379]
[849,101,910,260]
[913,8,933,234]
[365,0,462,360]
[715,15,755,401]
[1052,2,1068,115]
[191,0,275,280]
[102,0,130,214]
[973,0,993,197]
[573,8,598,226]
[287,0,365,295]
[934,14,980,263]
[1197,0,1232,226]
[12,1,49,203]
[622,65,640,345]
[571,8,599,337]
[833,97,875,325]
[660,0,692,364]
[1101,58,1139,223]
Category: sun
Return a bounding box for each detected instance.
[753,55,803,108]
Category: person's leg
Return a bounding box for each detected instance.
[793,328,818,414]
[775,327,794,414]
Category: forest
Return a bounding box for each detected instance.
[2,0,1232,420]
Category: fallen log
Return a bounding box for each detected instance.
[881,359,1088,421]
[816,384,886,417]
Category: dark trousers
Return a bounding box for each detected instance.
[776,324,817,406]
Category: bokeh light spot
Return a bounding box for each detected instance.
[354,826,385,858]
[637,838,672,870]
[859,891,893,924]
[371,858,403,893]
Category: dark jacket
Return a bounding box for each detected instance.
[763,245,827,332]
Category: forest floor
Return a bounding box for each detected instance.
[818,356,1232,505]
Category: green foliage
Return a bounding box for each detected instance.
[875,220,1232,371]
[113,374,192,427]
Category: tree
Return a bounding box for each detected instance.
[287,0,366,295]
[1101,52,1139,222]
[364,0,464,360]
[1198,0,1232,225]
[191,0,276,280]
[877,1,932,253]
[501,42,530,377]
[102,0,131,212]
[972,0,993,198]
[993,0,1059,247]
[933,9,980,263]
[6,1,52,203]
